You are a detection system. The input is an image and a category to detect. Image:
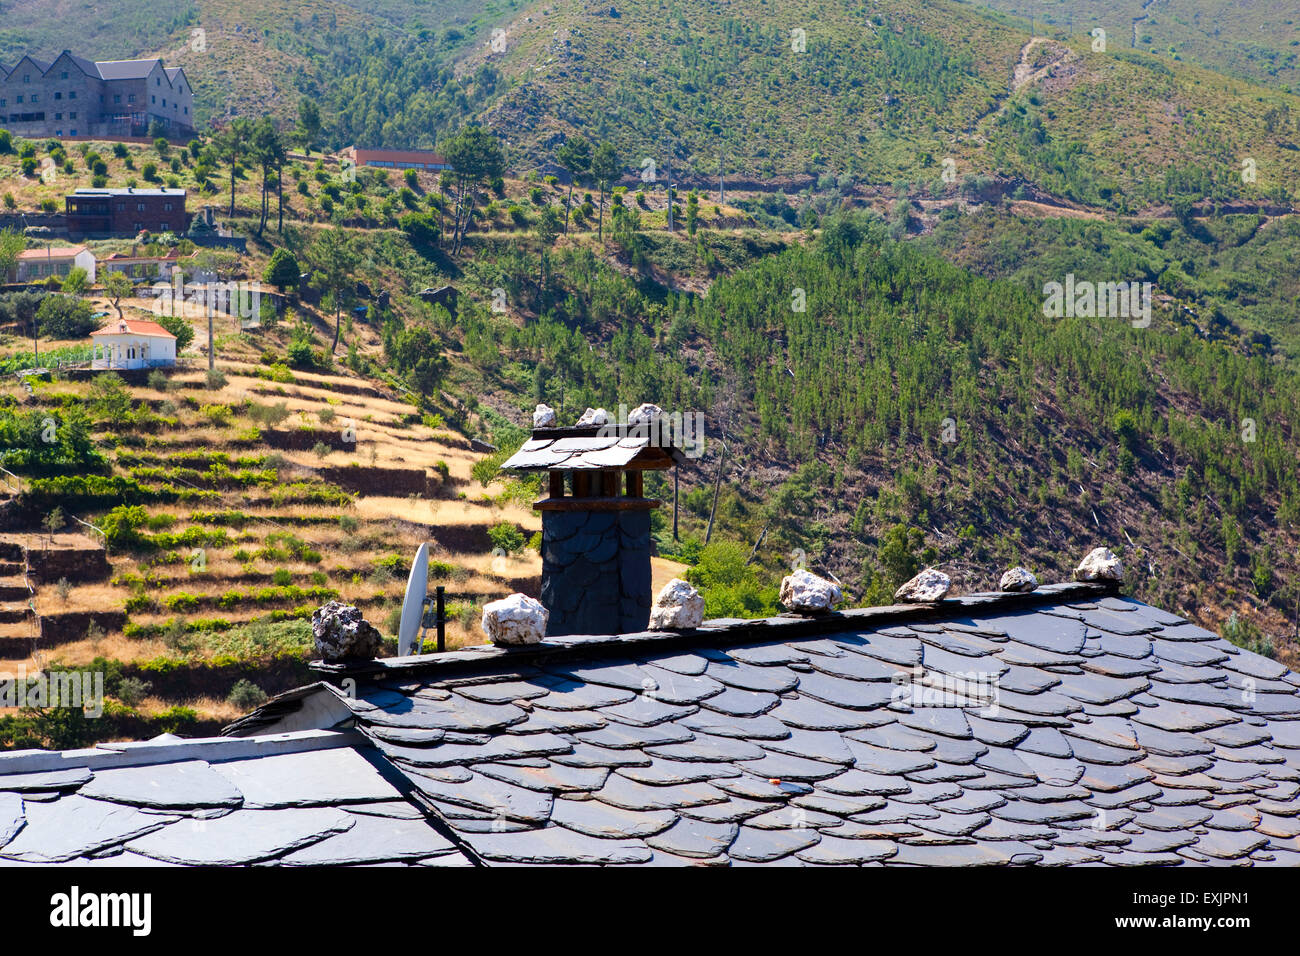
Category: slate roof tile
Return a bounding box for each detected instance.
[461,825,653,864]
[13,587,1300,867]
[728,825,820,862]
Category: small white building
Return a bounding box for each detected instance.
[98,250,186,282]
[13,245,97,283]
[90,318,177,370]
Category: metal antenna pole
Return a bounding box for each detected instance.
[436,585,446,652]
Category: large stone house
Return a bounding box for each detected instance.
[0,50,193,140]
[65,188,188,239]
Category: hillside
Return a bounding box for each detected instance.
[974,0,1300,94]
[5,0,1300,215]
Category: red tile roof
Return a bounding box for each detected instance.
[90,318,177,339]
[16,245,88,260]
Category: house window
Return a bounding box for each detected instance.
[128,94,135,103]
[22,75,29,83]
[61,71,69,79]
[133,222,143,231]
[160,222,170,231]
[117,203,126,211]
[69,91,76,99]
[30,95,37,103]
[137,203,145,211]
[15,96,22,104]
[55,92,63,100]
[164,202,173,211]
[184,107,188,115]
[151,95,156,104]
[0,100,5,107]
[156,78,161,85]
[55,113,62,120]
[69,112,76,119]
[114,95,121,104]
[70,129,76,136]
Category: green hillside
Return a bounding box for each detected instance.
[974,0,1300,94]
[7,0,1300,214]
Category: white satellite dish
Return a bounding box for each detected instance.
[397,543,430,656]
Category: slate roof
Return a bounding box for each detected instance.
[0,731,471,867]
[501,426,686,472]
[273,582,1300,866]
[93,58,164,81]
[4,582,1299,867]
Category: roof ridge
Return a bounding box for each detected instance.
[309,581,1121,683]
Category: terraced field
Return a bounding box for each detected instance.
[0,289,682,736]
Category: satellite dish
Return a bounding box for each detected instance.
[397,543,429,656]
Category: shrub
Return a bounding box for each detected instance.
[487,522,525,555]
[100,505,152,550]
[36,295,96,338]
[201,403,234,427]
[228,679,268,710]
[116,677,152,706]
[156,706,198,734]
[206,368,227,389]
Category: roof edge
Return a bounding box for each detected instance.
[309,581,1121,683]
[0,727,363,777]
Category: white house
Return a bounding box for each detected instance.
[90,317,177,370]
[13,245,97,283]
[98,249,186,282]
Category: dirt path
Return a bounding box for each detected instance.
[1011,37,1052,93]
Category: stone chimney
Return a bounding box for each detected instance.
[499,406,687,636]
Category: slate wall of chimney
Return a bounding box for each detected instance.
[541,508,651,636]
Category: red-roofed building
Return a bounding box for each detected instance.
[90,317,177,369]
[11,244,95,282]
[344,147,453,173]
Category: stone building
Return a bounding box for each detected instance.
[0,50,193,140]
[65,188,188,239]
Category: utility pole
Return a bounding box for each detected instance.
[673,467,680,541]
[665,154,673,233]
[21,214,39,365]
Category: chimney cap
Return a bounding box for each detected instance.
[500,422,687,472]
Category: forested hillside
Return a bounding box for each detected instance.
[448,213,1297,652]
[974,0,1300,94]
